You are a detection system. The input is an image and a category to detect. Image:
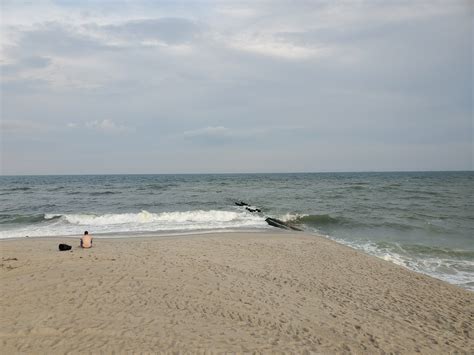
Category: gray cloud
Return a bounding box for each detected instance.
[1,119,53,134]
[184,126,230,138]
[1,77,51,93]
[1,1,472,174]
[11,23,110,56]
[1,55,52,74]
[84,119,128,133]
[102,17,203,45]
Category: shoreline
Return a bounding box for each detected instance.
[0,227,285,241]
[2,229,472,292]
[1,232,472,352]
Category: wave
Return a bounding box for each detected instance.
[45,210,257,226]
[295,214,342,226]
[326,236,474,291]
[47,187,65,191]
[10,187,32,191]
[344,182,370,186]
[344,185,367,190]
[0,210,269,239]
[0,187,32,192]
[64,191,121,196]
[136,183,179,191]
[0,213,60,225]
[89,191,121,196]
[281,213,345,227]
[375,241,474,259]
[378,184,402,191]
[401,189,442,197]
[284,213,454,235]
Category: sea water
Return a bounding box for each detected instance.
[0,172,472,290]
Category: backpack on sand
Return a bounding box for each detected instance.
[58,244,72,251]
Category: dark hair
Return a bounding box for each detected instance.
[84,231,89,235]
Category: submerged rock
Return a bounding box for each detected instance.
[246,207,262,213]
[265,217,302,231]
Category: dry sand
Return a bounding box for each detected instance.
[1,232,472,353]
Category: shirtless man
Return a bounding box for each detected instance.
[80,231,93,248]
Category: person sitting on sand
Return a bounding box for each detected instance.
[80,231,93,248]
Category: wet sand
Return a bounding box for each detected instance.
[1,232,472,353]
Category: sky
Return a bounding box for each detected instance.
[0,0,472,175]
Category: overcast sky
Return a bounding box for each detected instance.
[1,0,472,175]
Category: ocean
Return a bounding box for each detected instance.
[0,172,473,290]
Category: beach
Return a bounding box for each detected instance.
[1,232,472,353]
[2,172,473,291]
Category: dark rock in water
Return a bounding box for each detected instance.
[58,244,72,251]
[265,217,302,231]
[235,201,249,206]
[246,207,261,213]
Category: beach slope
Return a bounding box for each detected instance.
[1,232,472,353]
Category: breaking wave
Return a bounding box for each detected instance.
[45,210,258,225]
[0,210,269,239]
[325,236,474,291]
[0,214,59,225]
[280,213,346,226]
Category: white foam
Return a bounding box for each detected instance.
[45,210,251,226]
[322,235,474,291]
[381,253,408,267]
[0,210,269,239]
[279,212,308,222]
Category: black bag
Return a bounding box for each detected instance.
[58,244,72,251]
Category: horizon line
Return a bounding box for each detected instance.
[0,169,472,177]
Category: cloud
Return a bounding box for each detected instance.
[1,56,52,76]
[1,77,51,93]
[10,22,110,57]
[184,126,230,138]
[226,34,329,60]
[1,1,471,173]
[1,119,50,133]
[183,126,237,144]
[182,125,306,147]
[1,17,206,92]
[102,17,203,45]
[85,119,127,133]
[183,125,269,146]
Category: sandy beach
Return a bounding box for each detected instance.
[1,232,472,353]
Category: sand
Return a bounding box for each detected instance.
[1,232,472,353]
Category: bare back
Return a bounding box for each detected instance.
[81,235,92,248]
